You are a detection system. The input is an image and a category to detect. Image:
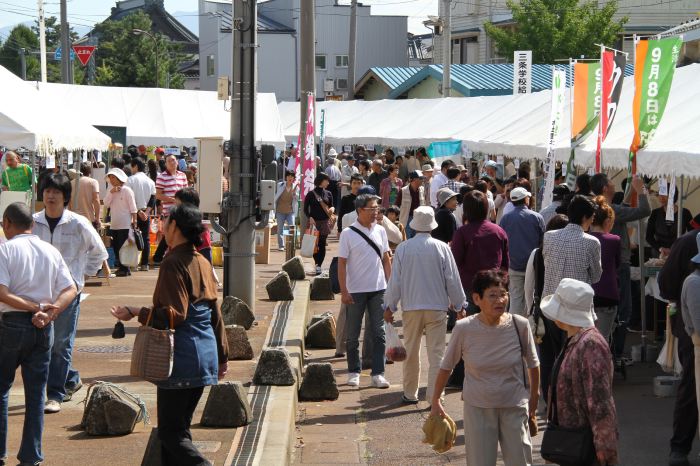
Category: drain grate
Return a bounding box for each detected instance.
[76,345,132,353]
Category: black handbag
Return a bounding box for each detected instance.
[132,228,145,251]
[540,331,596,466]
[329,257,340,294]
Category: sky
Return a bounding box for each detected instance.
[0,0,437,37]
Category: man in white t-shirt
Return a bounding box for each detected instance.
[0,202,77,465]
[338,193,392,388]
[128,157,156,271]
[430,160,454,208]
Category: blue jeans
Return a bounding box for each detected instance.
[345,290,386,376]
[613,263,631,358]
[0,313,53,464]
[276,212,295,249]
[405,216,416,239]
[47,294,81,402]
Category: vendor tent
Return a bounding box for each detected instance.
[36,82,286,149]
[0,66,111,151]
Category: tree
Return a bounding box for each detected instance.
[92,11,185,88]
[31,16,82,83]
[0,25,40,80]
[484,0,628,64]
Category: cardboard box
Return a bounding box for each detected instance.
[255,225,271,264]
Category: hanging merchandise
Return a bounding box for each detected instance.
[541,69,567,210]
[666,173,676,222]
[628,37,682,185]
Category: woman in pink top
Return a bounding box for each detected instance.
[104,168,137,277]
[379,165,403,208]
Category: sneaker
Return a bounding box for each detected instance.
[278,247,285,252]
[347,372,360,387]
[401,395,419,404]
[315,266,322,275]
[138,265,150,272]
[44,400,61,414]
[96,270,116,278]
[669,451,690,466]
[63,379,83,402]
[371,374,390,389]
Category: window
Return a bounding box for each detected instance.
[315,54,327,70]
[207,54,215,77]
[335,55,349,68]
[336,78,348,90]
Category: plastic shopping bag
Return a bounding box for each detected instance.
[119,241,141,268]
[384,321,406,362]
[300,226,319,258]
[657,305,682,375]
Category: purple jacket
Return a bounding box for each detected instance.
[589,231,621,305]
[451,220,509,294]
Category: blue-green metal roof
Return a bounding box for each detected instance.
[368,66,423,90]
[388,63,634,98]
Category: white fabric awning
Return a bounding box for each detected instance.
[0,66,111,152]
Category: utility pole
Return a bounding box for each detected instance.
[227,0,258,310]
[347,0,357,100]
[59,0,72,84]
[19,48,26,80]
[298,0,316,231]
[441,0,451,97]
[38,0,47,82]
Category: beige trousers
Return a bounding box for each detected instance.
[463,403,532,466]
[402,310,447,402]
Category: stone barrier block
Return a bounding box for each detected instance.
[305,312,336,349]
[225,325,254,360]
[266,272,294,301]
[282,256,306,280]
[253,347,296,386]
[221,296,255,329]
[200,381,253,428]
[299,363,339,401]
[310,276,335,301]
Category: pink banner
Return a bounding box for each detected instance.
[296,94,316,201]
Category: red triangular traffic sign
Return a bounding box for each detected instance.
[72,45,96,66]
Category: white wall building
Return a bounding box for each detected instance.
[433,0,700,65]
[199,0,408,101]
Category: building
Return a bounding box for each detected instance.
[85,0,200,88]
[433,0,700,65]
[408,33,433,66]
[662,18,700,64]
[355,63,634,100]
[199,0,408,101]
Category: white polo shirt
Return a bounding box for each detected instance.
[338,221,390,294]
[0,234,74,313]
[127,171,156,210]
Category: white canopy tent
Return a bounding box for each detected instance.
[0,66,111,152]
[280,64,700,177]
[36,82,287,149]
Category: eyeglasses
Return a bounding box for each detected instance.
[484,291,509,301]
[361,206,379,211]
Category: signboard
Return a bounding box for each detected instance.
[541,69,566,209]
[513,51,532,95]
[54,47,75,61]
[72,45,96,66]
[93,126,127,147]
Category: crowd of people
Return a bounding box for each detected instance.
[281,145,700,466]
[0,145,229,465]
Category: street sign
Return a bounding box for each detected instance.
[54,47,75,61]
[72,46,96,66]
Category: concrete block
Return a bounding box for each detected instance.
[305,312,337,349]
[310,276,335,301]
[200,381,253,428]
[221,296,255,329]
[266,271,294,301]
[282,256,306,280]
[81,382,143,436]
[253,347,296,386]
[299,363,339,401]
[225,325,254,360]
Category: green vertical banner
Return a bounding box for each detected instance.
[628,37,682,175]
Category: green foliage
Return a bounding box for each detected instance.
[484,0,628,64]
[92,10,185,88]
[0,24,40,80]
[30,16,81,83]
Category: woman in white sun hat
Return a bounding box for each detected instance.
[540,278,619,465]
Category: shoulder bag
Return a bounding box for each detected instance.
[349,226,382,259]
[512,315,538,436]
[540,330,596,466]
[130,307,175,382]
[528,248,546,342]
[314,192,337,230]
[329,227,384,293]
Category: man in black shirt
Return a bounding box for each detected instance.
[367,159,387,194]
[659,216,700,466]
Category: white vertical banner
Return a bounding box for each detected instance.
[542,69,567,209]
[666,172,676,222]
[513,50,532,95]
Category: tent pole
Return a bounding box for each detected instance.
[678,174,684,239]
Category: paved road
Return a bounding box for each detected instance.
[294,237,700,466]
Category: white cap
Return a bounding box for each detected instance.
[510,187,532,202]
[540,278,596,328]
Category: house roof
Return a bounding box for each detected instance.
[354,66,422,95]
[218,10,295,34]
[388,63,634,98]
[662,17,700,42]
[107,0,198,54]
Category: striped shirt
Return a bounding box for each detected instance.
[155,170,188,214]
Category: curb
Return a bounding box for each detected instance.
[226,279,311,466]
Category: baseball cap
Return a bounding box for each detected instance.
[409,170,424,180]
[510,187,532,202]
